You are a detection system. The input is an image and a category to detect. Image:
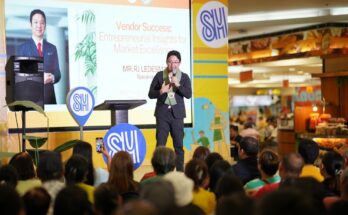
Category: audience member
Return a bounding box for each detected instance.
[37,151,65,215]
[230,136,260,184]
[115,200,158,215]
[214,173,244,200]
[255,189,319,215]
[205,152,223,171]
[298,138,324,182]
[339,145,348,169]
[216,193,254,215]
[22,187,51,215]
[54,185,92,215]
[230,124,242,161]
[94,183,122,215]
[327,200,348,215]
[174,203,205,215]
[163,171,194,207]
[0,184,24,215]
[9,152,41,195]
[280,177,326,215]
[141,146,175,184]
[73,140,110,186]
[185,159,216,214]
[244,150,280,196]
[107,151,140,202]
[323,168,348,209]
[208,159,231,192]
[0,164,18,188]
[254,152,304,197]
[239,121,259,140]
[320,151,343,196]
[140,179,176,215]
[192,146,210,161]
[65,155,95,203]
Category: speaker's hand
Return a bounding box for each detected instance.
[44,73,54,84]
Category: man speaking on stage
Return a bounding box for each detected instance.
[148,50,192,171]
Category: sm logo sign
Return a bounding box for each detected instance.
[104,123,146,170]
[196,1,228,48]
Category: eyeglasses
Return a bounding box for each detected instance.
[167,61,180,65]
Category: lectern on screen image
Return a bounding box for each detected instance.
[5,0,192,129]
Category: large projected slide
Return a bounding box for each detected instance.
[5,0,192,129]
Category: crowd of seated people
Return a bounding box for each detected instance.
[2,136,348,215]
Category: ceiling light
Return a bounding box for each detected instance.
[228,8,332,23]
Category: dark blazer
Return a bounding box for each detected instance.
[17,38,61,104]
[230,156,260,184]
[148,71,192,119]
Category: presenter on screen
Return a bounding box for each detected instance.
[17,9,61,104]
[148,50,192,171]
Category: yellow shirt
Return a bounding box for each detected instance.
[16,178,42,196]
[77,183,95,203]
[192,187,216,215]
[300,165,324,182]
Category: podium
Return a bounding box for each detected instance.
[94,100,147,125]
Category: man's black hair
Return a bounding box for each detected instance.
[166,50,181,62]
[30,9,46,24]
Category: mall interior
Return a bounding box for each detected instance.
[1,0,348,214]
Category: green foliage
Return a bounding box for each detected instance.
[53,139,80,153]
[75,10,97,95]
[76,10,95,25]
[5,101,46,117]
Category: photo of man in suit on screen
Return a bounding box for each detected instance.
[17,9,61,104]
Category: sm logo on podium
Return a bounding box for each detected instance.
[104,123,146,169]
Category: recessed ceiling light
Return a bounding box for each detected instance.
[297,70,303,74]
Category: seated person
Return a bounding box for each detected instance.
[230,136,260,184]
[244,150,280,196]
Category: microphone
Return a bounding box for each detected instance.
[172,69,176,77]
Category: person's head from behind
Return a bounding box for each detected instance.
[166,50,181,72]
[321,151,344,178]
[37,151,63,182]
[115,200,158,215]
[255,189,319,215]
[192,146,210,161]
[280,177,326,214]
[54,185,91,215]
[208,159,231,192]
[94,183,121,215]
[30,9,46,39]
[73,140,93,162]
[279,152,304,178]
[258,150,279,178]
[238,136,259,159]
[108,151,135,193]
[216,193,253,215]
[72,140,94,185]
[163,172,194,207]
[185,159,209,190]
[0,164,18,188]
[214,174,244,200]
[243,121,255,129]
[140,179,176,215]
[230,125,239,138]
[23,187,51,215]
[339,145,348,169]
[205,152,223,170]
[151,146,176,175]
[340,168,348,199]
[64,155,89,185]
[9,152,36,180]
[298,138,319,164]
[0,185,24,215]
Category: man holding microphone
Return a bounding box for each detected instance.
[148,50,192,171]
